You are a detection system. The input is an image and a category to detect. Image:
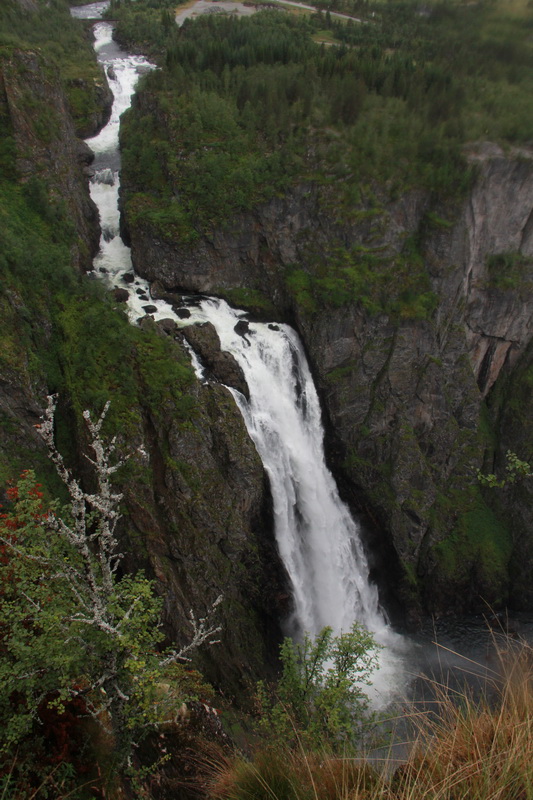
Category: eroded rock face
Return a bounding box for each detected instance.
[1,319,284,690]
[180,322,250,400]
[125,145,533,618]
[126,183,319,305]
[116,339,283,689]
[0,35,285,690]
[0,48,100,270]
[462,152,533,394]
[303,153,533,616]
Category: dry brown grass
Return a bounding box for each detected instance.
[209,636,533,800]
[394,637,533,800]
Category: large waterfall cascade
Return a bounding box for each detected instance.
[82,14,406,703]
[185,299,389,640]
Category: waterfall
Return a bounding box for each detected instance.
[81,10,406,702]
[183,298,388,640]
[84,22,154,279]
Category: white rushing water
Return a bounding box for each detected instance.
[85,23,155,279]
[82,14,406,704]
[70,1,110,19]
[184,299,388,639]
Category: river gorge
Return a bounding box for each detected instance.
[70,0,533,711]
[1,2,533,778]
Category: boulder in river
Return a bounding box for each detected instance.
[157,318,178,335]
[113,288,129,303]
[150,280,183,305]
[234,319,251,338]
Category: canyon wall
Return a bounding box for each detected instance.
[0,40,284,690]
[124,141,533,619]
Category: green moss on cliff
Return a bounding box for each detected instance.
[486,251,533,291]
[430,491,512,604]
[286,236,438,318]
[0,160,197,482]
[0,0,105,135]
[219,287,277,317]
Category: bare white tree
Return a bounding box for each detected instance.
[0,395,222,758]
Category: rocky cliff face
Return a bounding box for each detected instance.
[102,321,285,689]
[0,42,102,488]
[462,147,533,393]
[125,142,533,619]
[0,47,100,270]
[0,34,284,690]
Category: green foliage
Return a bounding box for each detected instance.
[107,0,188,58]
[0,471,160,752]
[286,237,438,318]
[53,291,196,435]
[214,748,383,800]
[134,328,197,421]
[0,0,104,134]
[0,434,219,789]
[486,251,533,291]
[431,488,512,599]
[257,624,380,750]
[119,7,477,243]
[118,0,533,251]
[220,286,277,315]
[478,449,533,489]
[0,178,196,442]
[215,635,533,800]
[285,269,317,314]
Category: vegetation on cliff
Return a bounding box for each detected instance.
[0,0,110,136]
[1,0,281,762]
[118,0,533,244]
[1,0,533,796]
[114,0,533,619]
[213,637,533,800]
[0,404,224,796]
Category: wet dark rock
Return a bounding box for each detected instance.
[268,324,280,331]
[157,318,177,334]
[174,307,191,319]
[94,168,114,186]
[123,272,135,283]
[234,320,250,337]
[125,142,533,617]
[181,322,249,399]
[142,305,158,314]
[183,295,205,307]
[107,66,116,81]
[113,288,129,303]
[77,139,94,166]
[150,279,183,305]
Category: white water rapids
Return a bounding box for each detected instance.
[187,300,388,639]
[82,14,406,704]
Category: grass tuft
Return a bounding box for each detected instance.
[210,635,533,800]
